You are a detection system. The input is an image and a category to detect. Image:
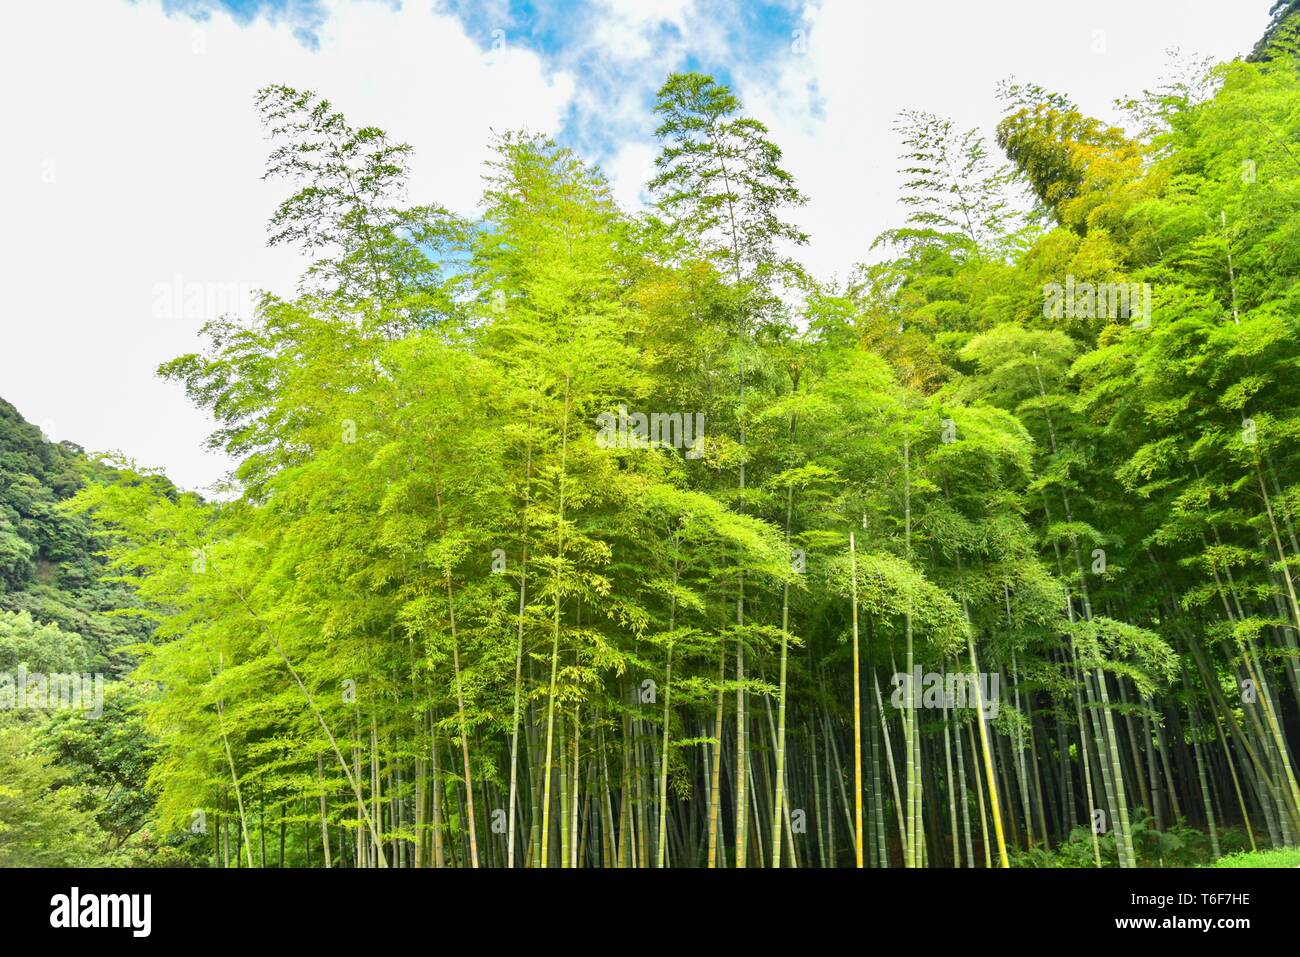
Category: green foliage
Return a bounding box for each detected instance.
[1211,846,1300,867]
[10,34,1300,869]
[0,718,102,866]
[0,609,90,673]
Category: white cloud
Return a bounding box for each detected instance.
[590,0,691,55]
[606,140,657,210]
[742,0,1272,283]
[590,0,694,59]
[0,0,574,493]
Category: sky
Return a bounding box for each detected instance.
[0,0,1277,493]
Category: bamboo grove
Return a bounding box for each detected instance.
[69,49,1300,868]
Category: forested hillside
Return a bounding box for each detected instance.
[0,400,178,865]
[9,29,1300,870]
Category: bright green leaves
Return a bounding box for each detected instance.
[649,71,807,294]
[1066,617,1178,699]
[257,84,465,321]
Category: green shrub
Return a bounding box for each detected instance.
[1211,847,1300,868]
